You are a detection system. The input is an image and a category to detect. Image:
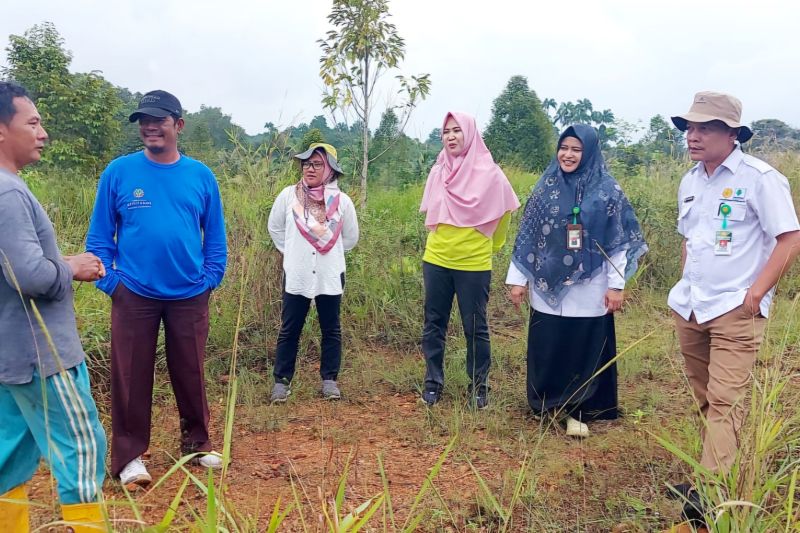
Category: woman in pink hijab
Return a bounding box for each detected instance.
[418,111,520,409]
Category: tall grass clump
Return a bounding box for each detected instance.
[656,298,800,531]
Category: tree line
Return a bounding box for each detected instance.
[3,21,798,185]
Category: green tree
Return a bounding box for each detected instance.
[326,121,359,149]
[309,115,329,131]
[605,116,685,174]
[592,109,618,148]
[554,101,576,128]
[549,98,618,148]
[182,120,215,160]
[318,0,431,205]
[182,105,246,150]
[300,128,325,151]
[750,119,800,150]
[483,75,554,171]
[373,108,399,142]
[541,97,557,122]
[3,23,123,171]
[573,98,594,124]
[424,128,443,156]
[642,114,684,157]
[115,87,144,155]
[370,108,413,186]
[3,22,70,97]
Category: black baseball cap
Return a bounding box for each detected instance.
[128,90,183,122]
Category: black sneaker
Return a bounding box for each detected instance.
[664,482,693,501]
[421,389,440,406]
[681,488,707,528]
[471,388,489,410]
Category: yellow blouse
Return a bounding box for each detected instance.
[422,212,511,271]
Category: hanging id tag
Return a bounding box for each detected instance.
[567,224,583,250]
[714,230,732,255]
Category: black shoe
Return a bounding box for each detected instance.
[421,388,440,406]
[469,386,488,410]
[681,489,707,528]
[665,482,693,501]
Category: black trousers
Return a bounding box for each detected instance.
[421,261,491,392]
[273,277,343,383]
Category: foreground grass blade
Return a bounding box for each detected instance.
[402,436,456,532]
[377,453,396,530]
[468,459,508,523]
[143,474,191,533]
[340,493,385,532]
[266,496,293,533]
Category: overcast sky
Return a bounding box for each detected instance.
[2,0,798,138]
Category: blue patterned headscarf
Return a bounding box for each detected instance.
[511,124,647,308]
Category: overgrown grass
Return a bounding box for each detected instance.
[18,146,800,531]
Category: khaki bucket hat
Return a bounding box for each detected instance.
[671,91,753,143]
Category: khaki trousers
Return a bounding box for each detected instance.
[673,305,766,473]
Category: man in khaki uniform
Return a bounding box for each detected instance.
[666,91,800,528]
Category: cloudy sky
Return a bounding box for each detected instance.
[2,0,797,138]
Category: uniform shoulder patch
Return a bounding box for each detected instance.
[741,154,774,175]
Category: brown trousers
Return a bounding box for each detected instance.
[673,304,766,473]
[110,284,212,477]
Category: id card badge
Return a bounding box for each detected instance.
[567,223,583,250]
[714,230,732,255]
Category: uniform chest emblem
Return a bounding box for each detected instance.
[128,188,152,209]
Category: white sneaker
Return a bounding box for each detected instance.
[565,416,590,438]
[120,456,152,490]
[196,451,224,469]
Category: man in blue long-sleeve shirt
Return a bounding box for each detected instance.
[86,90,227,489]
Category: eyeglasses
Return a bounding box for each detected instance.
[301,161,324,170]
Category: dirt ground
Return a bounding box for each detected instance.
[29,299,788,531]
[26,354,693,532]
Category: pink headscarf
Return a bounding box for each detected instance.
[420,112,520,237]
[293,147,343,254]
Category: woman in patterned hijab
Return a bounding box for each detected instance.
[506,124,647,437]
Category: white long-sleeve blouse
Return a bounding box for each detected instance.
[268,185,359,298]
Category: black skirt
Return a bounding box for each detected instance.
[526,310,618,421]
